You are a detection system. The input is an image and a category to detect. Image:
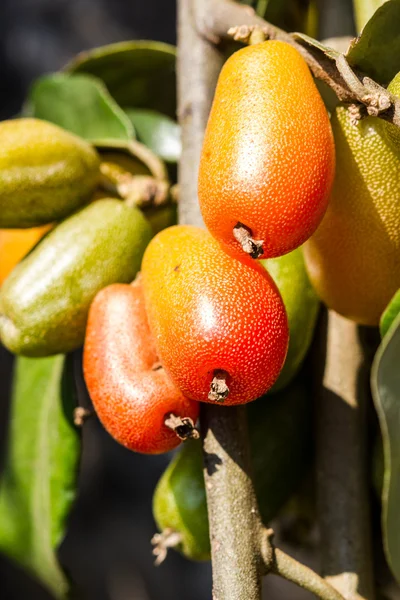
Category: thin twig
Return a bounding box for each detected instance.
[193,0,400,128]
[272,547,346,600]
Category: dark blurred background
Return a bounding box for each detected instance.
[0,1,355,599]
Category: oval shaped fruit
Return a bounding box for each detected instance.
[141,225,289,405]
[303,94,400,325]
[0,225,52,285]
[83,281,199,454]
[153,378,312,560]
[153,439,210,561]
[0,199,152,356]
[0,118,100,228]
[198,40,335,260]
[261,248,320,392]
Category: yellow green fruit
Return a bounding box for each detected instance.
[0,118,100,228]
[0,199,151,356]
[303,82,400,326]
[261,248,320,392]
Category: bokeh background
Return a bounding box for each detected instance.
[0,1,360,599]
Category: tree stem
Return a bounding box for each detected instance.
[314,310,376,600]
[201,405,264,600]
[177,0,223,226]
[178,1,264,598]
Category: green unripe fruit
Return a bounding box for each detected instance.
[0,118,100,228]
[153,439,210,561]
[153,379,312,561]
[261,248,320,392]
[0,199,152,356]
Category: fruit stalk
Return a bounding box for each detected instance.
[314,310,376,600]
[193,0,400,128]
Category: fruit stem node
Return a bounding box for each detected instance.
[164,413,200,440]
[233,223,264,259]
[208,370,230,403]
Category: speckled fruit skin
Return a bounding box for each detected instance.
[141,225,289,405]
[0,199,152,356]
[303,97,400,326]
[83,280,199,455]
[198,40,335,259]
[0,118,100,228]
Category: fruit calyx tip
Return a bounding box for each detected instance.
[151,528,182,566]
[208,370,230,403]
[233,222,264,259]
[164,413,200,440]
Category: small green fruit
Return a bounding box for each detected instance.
[153,440,210,561]
[153,378,312,561]
[0,118,100,228]
[261,248,320,392]
[0,199,152,356]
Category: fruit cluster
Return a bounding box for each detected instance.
[0,41,335,455]
[2,38,399,560]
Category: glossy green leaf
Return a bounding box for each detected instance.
[380,289,400,338]
[353,0,390,33]
[125,109,181,163]
[347,0,400,84]
[371,311,400,585]
[67,41,176,118]
[28,73,134,141]
[0,355,80,598]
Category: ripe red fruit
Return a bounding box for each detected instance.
[198,41,335,259]
[83,280,199,454]
[141,225,289,406]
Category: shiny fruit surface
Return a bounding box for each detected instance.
[198,40,335,259]
[0,118,100,228]
[83,280,199,454]
[0,199,152,356]
[303,100,400,325]
[141,225,289,405]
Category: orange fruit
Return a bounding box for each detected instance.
[0,225,51,285]
[303,87,400,326]
[141,225,288,406]
[198,40,335,259]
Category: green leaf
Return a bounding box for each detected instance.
[28,73,134,142]
[125,109,181,163]
[371,311,400,586]
[347,0,400,84]
[380,289,400,338]
[67,41,176,118]
[0,355,80,598]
